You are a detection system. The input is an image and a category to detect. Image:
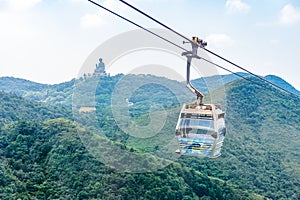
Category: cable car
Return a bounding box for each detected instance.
[175,37,226,158]
[175,103,226,158]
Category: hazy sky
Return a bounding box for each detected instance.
[0,0,300,90]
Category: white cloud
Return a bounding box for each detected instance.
[6,0,41,11]
[205,34,234,48]
[80,13,105,29]
[225,0,250,15]
[279,4,300,25]
[79,0,128,29]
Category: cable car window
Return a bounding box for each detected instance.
[179,118,214,129]
[181,113,213,119]
[218,113,225,119]
[196,129,215,135]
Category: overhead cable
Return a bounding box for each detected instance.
[87,0,299,98]
[87,0,260,87]
[87,0,187,52]
[117,0,299,98]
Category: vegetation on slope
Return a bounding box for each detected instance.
[0,73,299,199]
[181,78,300,199]
[0,77,75,107]
[0,119,260,199]
[73,75,300,199]
[0,91,70,126]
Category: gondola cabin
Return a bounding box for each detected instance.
[175,102,226,158]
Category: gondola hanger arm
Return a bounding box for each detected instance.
[182,37,207,105]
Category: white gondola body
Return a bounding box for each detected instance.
[175,103,226,158]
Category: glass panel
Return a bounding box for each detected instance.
[218,127,226,138]
[218,113,225,119]
[179,118,214,130]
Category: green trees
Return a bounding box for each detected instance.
[0,92,70,126]
[0,73,299,199]
[0,117,261,199]
[184,78,300,199]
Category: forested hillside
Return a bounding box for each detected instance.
[0,115,260,199]
[90,75,300,199]
[0,74,299,199]
[182,78,300,199]
[0,92,70,126]
[0,77,75,107]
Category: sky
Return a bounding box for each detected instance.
[0,0,300,90]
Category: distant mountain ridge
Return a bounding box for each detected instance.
[1,73,299,105]
[0,76,49,92]
[0,76,75,107]
[191,72,250,94]
[265,75,300,96]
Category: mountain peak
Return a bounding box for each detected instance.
[264,75,300,96]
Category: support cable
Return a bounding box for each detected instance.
[87,1,254,84]
[87,0,187,52]
[87,0,299,98]
[118,0,299,98]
